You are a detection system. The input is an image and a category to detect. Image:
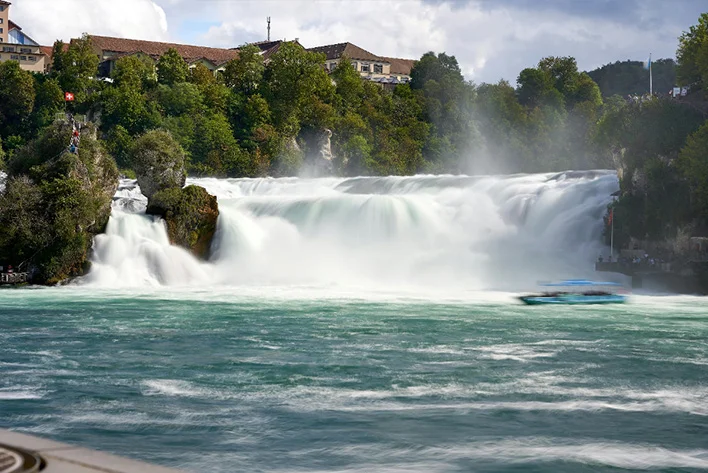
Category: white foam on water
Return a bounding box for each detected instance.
[274,439,708,471]
[82,172,621,293]
[141,379,213,398]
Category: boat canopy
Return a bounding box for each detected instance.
[540,279,622,287]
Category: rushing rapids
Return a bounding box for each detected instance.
[82,171,620,291]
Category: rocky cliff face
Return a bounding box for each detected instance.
[0,121,119,284]
[146,185,219,260]
[131,129,220,259]
[136,158,186,201]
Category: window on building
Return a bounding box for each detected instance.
[0,6,4,11]
[374,64,383,74]
[0,28,3,33]
[29,56,36,62]
[20,48,32,54]
[3,46,14,52]
[20,55,27,61]
[361,63,370,73]
[351,61,358,70]
[10,54,19,60]
[330,62,337,70]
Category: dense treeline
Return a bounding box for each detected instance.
[602,13,708,250]
[0,16,706,241]
[588,59,676,98]
[0,35,615,178]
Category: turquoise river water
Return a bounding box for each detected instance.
[2,173,708,472]
[2,290,708,472]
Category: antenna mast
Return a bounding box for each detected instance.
[267,17,271,42]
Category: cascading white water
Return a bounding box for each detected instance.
[82,171,620,292]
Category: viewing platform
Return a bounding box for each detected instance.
[0,272,28,285]
[595,260,708,293]
[594,261,672,277]
[0,429,183,472]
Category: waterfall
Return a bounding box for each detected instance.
[82,171,619,291]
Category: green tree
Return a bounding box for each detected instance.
[676,13,708,94]
[191,113,249,177]
[222,44,264,95]
[50,40,67,75]
[330,58,365,111]
[538,56,580,100]
[156,82,204,117]
[677,120,708,217]
[105,125,133,169]
[112,54,157,90]
[188,63,216,87]
[0,61,36,139]
[157,48,188,86]
[58,34,100,105]
[188,64,230,114]
[101,85,161,134]
[573,72,603,107]
[262,42,335,136]
[410,52,462,91]
[30,77,64,134]
[517,67,553,107]
[0,136,5,170]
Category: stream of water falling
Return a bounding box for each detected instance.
[83,171,621,293]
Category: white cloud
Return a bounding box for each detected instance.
[185,0,700,83]
[7,0,703,82]
[10,0,169,45]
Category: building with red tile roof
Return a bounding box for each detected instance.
[308,42,416,86]
[0,2,48,73]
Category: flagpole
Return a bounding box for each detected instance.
[610,208,614,261]
[649,53,653,96]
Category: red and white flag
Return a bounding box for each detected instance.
[64,92,75,102]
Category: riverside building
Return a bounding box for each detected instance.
[0,1,48,73]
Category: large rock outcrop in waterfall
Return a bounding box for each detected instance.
[0,121,119,284]
[314,128,334,175]
[130,130,186,200]
[146,185,219,260]
[131,130,219,259]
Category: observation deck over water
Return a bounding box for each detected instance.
[0,429,183,472]
[0,272,28,285]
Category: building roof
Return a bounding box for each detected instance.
[246,40,283,52]
[383,57,417,76]
[0,1,11,6]
[39,43,68,60]
[308,42,388,64]
[88,35,239,66]
[241,40,285,61]
[8,20,20,31]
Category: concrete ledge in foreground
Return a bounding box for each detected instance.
[0,429,185,473]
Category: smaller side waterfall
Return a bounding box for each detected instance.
[80,180,210,287]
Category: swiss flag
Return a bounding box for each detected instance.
[64,92,75,102]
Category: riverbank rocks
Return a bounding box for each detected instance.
[0,121,119,284]
[146,185,219,260]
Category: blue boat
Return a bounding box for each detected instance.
[519,279,628,305]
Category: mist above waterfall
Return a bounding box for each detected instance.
[83,172,619,293]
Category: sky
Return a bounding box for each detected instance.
[10,0,707,83]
